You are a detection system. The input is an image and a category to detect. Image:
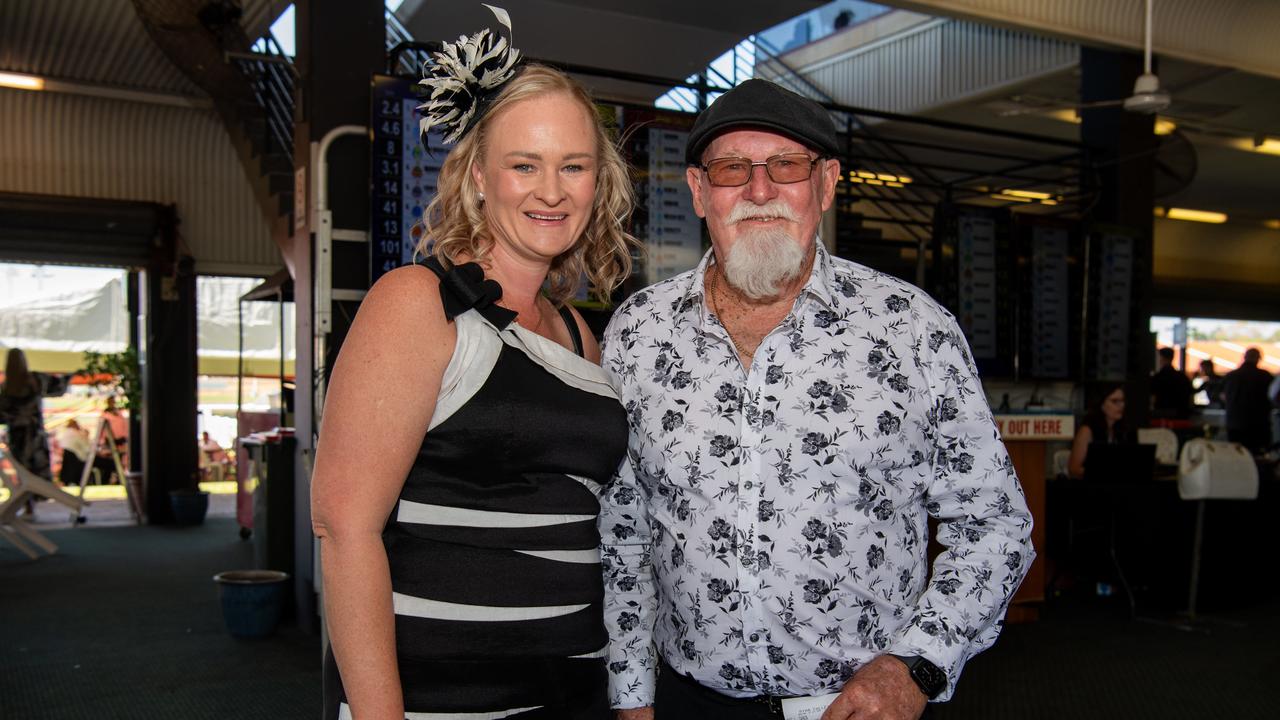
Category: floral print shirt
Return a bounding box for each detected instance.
[599,243,1033,707]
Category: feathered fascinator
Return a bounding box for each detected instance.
[418,4,523,145]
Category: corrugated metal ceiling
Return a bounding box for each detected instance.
[891,0,1280,80]
[0,0,288,96]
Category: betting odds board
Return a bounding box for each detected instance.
[370,75,444,284]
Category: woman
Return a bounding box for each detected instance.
[0,348,69,514]
[310,13,636,720]
[1067,382,1130,478]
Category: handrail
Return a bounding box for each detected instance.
[230,31,296,165]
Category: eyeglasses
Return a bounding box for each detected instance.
[699,153,822,187]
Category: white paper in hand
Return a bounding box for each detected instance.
[781,693,839,720]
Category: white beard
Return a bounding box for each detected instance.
[721,225,809,300]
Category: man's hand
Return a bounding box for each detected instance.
[616,707,654,720]
[819,655,927,720]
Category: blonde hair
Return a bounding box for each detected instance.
[419,64,638,306]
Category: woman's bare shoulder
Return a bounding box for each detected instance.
[340,265,454,367]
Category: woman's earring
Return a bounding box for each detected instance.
[477,192,485,204]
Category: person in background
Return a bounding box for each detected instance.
[1149,346,1193,419]
[56,417,120,486]
[1221,347,1274,454]
[199,431,230,481]
[55,418,92,484]
[1193,359,1224,408]
[0,348,69,515]
[1067,382,1131,478]
[600,79,1032,720]
[101,394,129,467]
[310,9,636,719]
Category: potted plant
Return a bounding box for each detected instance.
[81,347,141,411]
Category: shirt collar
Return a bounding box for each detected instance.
[675,235,839,319]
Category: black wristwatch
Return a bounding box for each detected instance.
[890,654,947,699]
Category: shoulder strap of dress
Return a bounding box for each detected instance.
[557,305,584,358]
[418,257,516,329]
[421,256,447,279]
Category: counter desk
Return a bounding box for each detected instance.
[994,413,1075,622]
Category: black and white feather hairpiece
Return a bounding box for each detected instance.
[418,4,522,145]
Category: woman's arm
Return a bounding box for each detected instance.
[35,372,70,397]
[1067,425,1094,479]
[311,266,455,720]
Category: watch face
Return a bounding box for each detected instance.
[913,660,947,697]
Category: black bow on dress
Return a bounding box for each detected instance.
[423,257,517,330]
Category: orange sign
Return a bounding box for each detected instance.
[994,414,1074,441]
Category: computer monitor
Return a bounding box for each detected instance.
[1083,443,1157,482]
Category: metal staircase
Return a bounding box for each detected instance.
[228,33,296,224]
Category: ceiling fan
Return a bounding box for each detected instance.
[1118,0,1169,114]
[1001,0,1173,117]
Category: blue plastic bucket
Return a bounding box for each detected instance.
[213,570,291,638]
[169,490,209,525]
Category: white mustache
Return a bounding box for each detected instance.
[726,201,798,225]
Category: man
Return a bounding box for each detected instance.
[1221,347,1274,454]
[1149,346,1193,419]
[600,79,1033,720]
[1193,358,1223,408]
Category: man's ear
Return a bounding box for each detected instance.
[819,158,841,212]
[686,166,708,219]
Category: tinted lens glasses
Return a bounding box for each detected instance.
[701,153,821,187]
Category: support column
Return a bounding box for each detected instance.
[290,0,384,632]
[141,206,198,523]
[1080,47,1157,422]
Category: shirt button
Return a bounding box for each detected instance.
[744,480,753,490]
[749,632,760,643]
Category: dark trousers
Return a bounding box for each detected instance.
[58,454,119,485]
[654,660,935,719]
[1228,427,1270,455]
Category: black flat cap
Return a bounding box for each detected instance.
[685,79,839,165]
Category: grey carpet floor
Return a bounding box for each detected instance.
[1,516,319,720]
[2,514,1275,719]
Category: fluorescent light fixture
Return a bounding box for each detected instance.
[0,72,44,90]
[1047,108,1080,124]
[851,169,913,183]
[1254,138,1280,155]
[1002,189,1052,200]
[886,181,904,188]
[991,193,1033,203]
[865,178,884,185]
[1264,219,1280,230]
[848,176,864,183]
[1041,199,1058,206]
[1229,136,1280,156]
[1154,119,1176,135]
[1165,207,1227,224]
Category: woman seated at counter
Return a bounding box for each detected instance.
[1068,382,1133,478]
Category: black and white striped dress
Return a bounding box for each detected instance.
[324,261,627,720]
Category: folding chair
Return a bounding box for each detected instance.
[0,441,88,559]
